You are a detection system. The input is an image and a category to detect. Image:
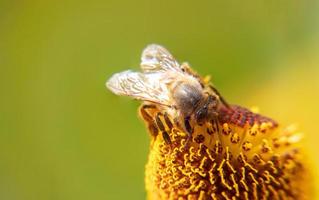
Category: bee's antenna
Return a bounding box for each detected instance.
[209,85,230,109]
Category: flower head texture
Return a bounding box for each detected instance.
[106,44,312,200]
[142,104,310,200]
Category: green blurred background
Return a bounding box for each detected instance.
[1,0,319,199]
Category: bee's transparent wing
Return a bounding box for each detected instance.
[141,44,183,73]
[106,70,170,105]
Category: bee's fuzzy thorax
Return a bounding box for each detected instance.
[143,105,310,200]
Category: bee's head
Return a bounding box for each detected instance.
[194,94,218,124]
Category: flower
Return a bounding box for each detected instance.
[142,104,311,200]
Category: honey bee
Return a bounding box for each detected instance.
[106,44,229,143]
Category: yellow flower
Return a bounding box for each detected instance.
[141,103,311,199]
[106,44,313,199]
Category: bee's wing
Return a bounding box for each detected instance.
[141,44,183,73]
[106,70,171,105]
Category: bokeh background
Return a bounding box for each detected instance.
[1,0,319,199]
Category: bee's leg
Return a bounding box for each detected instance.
[184,116,193,135]
[163,112,175,145]
[155,113,172,145]
[162,131,171,146]
[211,111,220,134]
[163,112,173,130]
[183,116,193,148]
[139,104,159,138]
[139,104,156,122]
[208,85,231,109]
